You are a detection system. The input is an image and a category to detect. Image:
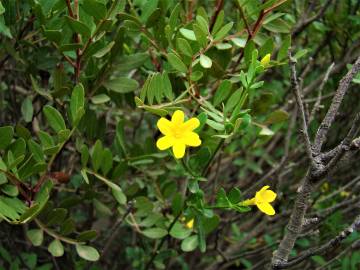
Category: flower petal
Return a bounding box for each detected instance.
[183,117,200,131]
[171,110,184,125]
[172,143,186,159]
[182,132,201,147]
[156,136,174,150]
[256,186,276,203]
[257,202,275,216]
[262,190,277,203]
[157,118,173,135]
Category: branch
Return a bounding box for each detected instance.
[292,0,333,37]
[288,52,314,162]
[313,56,360,154]
[273,215,360,269]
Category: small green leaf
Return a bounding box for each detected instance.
[177,38,193,57]
[43,105,66,133]
[213,80,232,107]
[170,222,192,240]
[199,54,212,69]
[21,97,34,123]
[70,83,85,125]
[48,239,64,257]
[179,28,196,41]
[142,228,168,239]
[214,22,233,41]
[104,77,139,93]
[181,235,198,252]
[167,53,187,73]
[90,94,110,104]
[0,126,14,150]
[66,16,91,38]
[26,229,43,246]
[76,245,100,262]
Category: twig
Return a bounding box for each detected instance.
[274,215,360,268]
[288,52,314,162]
[313,56,360,155]
[308,63,335,123]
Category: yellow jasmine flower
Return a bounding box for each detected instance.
[242,186,277,216]
[185,219,194,229]
[260,53,271,67]
[156,110,201,159]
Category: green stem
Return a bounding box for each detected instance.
[35,218,84,245]
[201,139,225,177]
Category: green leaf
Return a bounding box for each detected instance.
[82,0,107,20]
[76,245,100,262]
[213,80,232,107]
[112,188,127,205]
[199,54,212,69]
[179,28,196,41]
[26,229,43,247]
[170,222,192,240]
[66,16,91,38]
[28,140,44,162]
[76,230,98,242]
[193,24,207,47]
[177,38,193,57]
[214,22,233,41]
[70,83,85,124]
[21,97,34,123]
[142,228,168,239]
[104,77,139,93]
[263,19,290,33]
[43,105,66,133]
[93,41,115,58]
[167,53,187,73]
[0,126,14,150]
[225,89,243,112]
[211,10,224,35]
[90,94,110,104]
[181,235,198,252]
[48,239,64,257]
[190,71,203,81]
[43,29,62,43]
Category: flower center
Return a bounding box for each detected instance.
[172,127,183,139]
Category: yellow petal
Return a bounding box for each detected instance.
[256,202,275,216]
[256,186,276,203]
[185,219,194,229]
[183,117,200,131]
[157,118,173,135]
[172,142,186,159]
[260,54,271,66]
[262,190,277,203]
[156,136,174,150]
[182,132,201,147]
[171,110,184,125]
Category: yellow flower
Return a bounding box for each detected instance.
[156,110,201,159]
[340,191,350,197]
[260,53,271,67]
[185,219,194,229]
[242,186,277,216]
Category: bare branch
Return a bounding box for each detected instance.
[288,52,314,161]
[273,215,360,269]
[313,57,360,154]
